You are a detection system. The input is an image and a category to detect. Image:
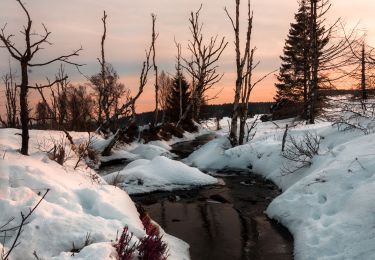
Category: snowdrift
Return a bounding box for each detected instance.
[104,156,219,194]
[0,129,189,260]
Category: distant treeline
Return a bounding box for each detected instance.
[320,88,375,97]
[134,102,275,125]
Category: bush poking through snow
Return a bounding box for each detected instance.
[73,133,99,169]
[108,172,123,187]
[137,231,169,260]
[326,97,375,134]
[36,135,72,165]
[115,227,137,260]
[281,131,321,174]
[70,233,93,256]
[115,226,169,260]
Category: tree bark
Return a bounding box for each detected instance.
[229,0,242,146]
[361,44,367,100]
[20,61,29,155]
[309,0,318,124]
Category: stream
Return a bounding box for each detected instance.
[99,134,294,260]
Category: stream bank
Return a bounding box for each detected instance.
[98,133,294,260]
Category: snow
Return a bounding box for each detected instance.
[187,97,375,259]
[103,156,219,194]
[5,95,375,259]
[98,123,210,166]
[129,144,176,160]
[0,129,189,260]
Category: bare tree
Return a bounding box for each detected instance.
[158,71,173,124]
[93,11,127,127]
[178,5,228,126]
[224,0,254,145]
[151,14,159,127]
[98,10,108,125]
[99,17,155,155]
[175,40,184,121]
[0,0,82,155]
[2,63,18,128]
[225,0,254,145]
[342,30,375,102]
[306,0,357,123]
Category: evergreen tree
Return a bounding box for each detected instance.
[275,0,310,104]
[166,73,191,123]
[275,0,329,117]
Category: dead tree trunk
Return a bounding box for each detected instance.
[151,14,159,127]
[99,11,108,124]
[20,62,29,154]
[175,41,183,121]
[361,44,367,100]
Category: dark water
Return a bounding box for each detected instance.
[132,174,293,260]
[99,133,294,260]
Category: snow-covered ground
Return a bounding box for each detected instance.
[100,123,211,164]
[0,129,190,260]
[103,156,218,194]
[3,96,375,259]
[186,97,375,259]
[97,124,219,194]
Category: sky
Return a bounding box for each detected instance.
[1,0,375,113]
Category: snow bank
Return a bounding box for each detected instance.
[129,144,176,160]
[192,104,375,259]
[104,156,219,194]
[0,129,189,260]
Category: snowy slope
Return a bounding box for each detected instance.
[0,129,189,260]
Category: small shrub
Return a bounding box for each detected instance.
[114,226,169,260]
[281,131,321,174]
[36,134,72,165]
[138,231,169,260]
[108,172,123,187]
[115,227,137,260]
[73,133,99,169]
[70,232,93,256]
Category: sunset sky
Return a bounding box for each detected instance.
[0,0,374,113]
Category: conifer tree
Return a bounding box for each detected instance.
[275,0,310,104]
[275,0,329,118]
[166,73,191,123]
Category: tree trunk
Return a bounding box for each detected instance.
[361,44,367,100]
[238,104,248,145]
[309,0,318,124]
[20,61,29,155]
[229,0,242,146]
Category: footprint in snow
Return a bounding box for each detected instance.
[318,194,327,204]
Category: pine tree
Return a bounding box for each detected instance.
[275,0,310,104]
[275,0,329,118]
[166,73,191,123]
